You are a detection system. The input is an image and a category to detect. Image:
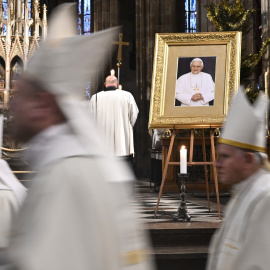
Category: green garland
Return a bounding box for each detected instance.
[204,0,268,102]
[204,0,255,32]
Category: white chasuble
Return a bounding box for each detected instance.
[0,190,20,248]
[175,72,215,106]
[89,89,139,156]
[206,169,270,270]
[8,124,155,270]
[0,160,27,249]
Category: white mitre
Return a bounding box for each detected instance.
[22,3,119,155]
[218,87,269,153]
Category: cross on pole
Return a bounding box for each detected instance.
[113,33,129,63]
[112,33,129,84]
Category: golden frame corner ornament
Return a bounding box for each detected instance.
[148,31,242,129]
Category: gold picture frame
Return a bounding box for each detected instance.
[148,31,242,129]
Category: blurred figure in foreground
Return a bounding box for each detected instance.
[206,88,270,269]
[89,74,138,161]
[5,4,155,270]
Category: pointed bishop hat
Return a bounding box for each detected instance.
[218,87,269,153]
[22,3,119,155]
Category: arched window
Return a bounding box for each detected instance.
[185,0,196,33]
[78,0,93,98]
[2,0,7,35]
[78,0,92,35]
[28,0,32,20]
[21,0,32,21]
[2,0,7,19]
[1,1,32,36]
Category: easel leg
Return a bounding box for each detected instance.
[189,129,194,163]
[154,130,176,218]
[210,129,221,219]
[201,129,211,212]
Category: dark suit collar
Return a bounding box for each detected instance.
[104,86,117,91]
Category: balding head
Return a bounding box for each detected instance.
[105,75,118,88]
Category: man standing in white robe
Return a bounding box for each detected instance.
[206,87,270,270]
[175,58,215,106]
[4,4,155,270]
[89,75,139,157]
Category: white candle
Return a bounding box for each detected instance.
[118,84,122,90]
[180,145,187,174]
[110,69,115,76]
[265,72,268,97]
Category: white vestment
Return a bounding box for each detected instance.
[175,72,215,106]
[206,168,270,270]
[0,160,27,249]
[7,124,155,270]
[0,190,19,249]
[89,89,139,156]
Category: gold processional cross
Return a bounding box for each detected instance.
[113,33,130,63]
[112,33,129,84]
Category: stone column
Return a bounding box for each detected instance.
[135,0,185,176]
[93,0,118,31]
[93,0,119,93]
[197,1,218,32]
[261,0,270,74]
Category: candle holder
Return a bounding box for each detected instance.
[174,173,191,222]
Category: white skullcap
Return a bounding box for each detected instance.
[190,58,204,66]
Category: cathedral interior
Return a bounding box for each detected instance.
[2,0,267,180]
[1,1,269,269]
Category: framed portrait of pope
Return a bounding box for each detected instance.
[148,32,242,129]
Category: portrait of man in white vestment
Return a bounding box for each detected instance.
[175,57,216,107]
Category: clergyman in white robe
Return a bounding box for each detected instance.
[89,89,139,156]
[175,72,215,106]
[4,4,155,270]
[0,160,27,249]
[8,123,155,270]
[206,168,270,270]
[206,88,270,270]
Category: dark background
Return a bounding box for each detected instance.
[177,56,217,82]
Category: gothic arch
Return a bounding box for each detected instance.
[0,39,6,59]
[10,37,24,60]
[10,56,23,89]
[0,56,5,89]
[28,38,40,60]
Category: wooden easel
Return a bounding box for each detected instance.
[154,128,221,219]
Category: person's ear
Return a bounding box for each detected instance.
[243,152,255,165]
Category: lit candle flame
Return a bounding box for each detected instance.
[110,69,115,76]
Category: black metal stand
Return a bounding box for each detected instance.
[174,173,191,222]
